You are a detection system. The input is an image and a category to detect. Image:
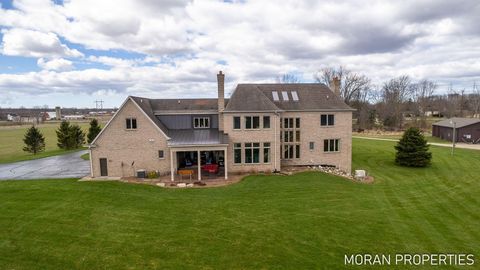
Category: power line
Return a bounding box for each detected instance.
[94,100,104,110]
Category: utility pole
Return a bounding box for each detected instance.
[450,120,456,155]
[94,100,104,110]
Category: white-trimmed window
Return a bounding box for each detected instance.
[263,116,270,129]
[126,118,137,129]
[158,150,165,159]
[263,142,270,163]
[245,116,260,129]
[233,116,241,129]
[234,143,242,164]
[321,114,335,126]
[245,143,260,163]
[193,117,210,128]
[324,139,340,152]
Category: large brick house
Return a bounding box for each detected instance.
[89,72,354,180]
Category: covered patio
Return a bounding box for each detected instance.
[169,146,228,181]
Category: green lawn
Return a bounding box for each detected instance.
[354,133,451,144]
[0,122,89,163]
[0,139,479,269]
[80,153,90,160]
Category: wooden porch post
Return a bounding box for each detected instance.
[170,149,174,181]
[224,147,228,180]
[197,150,201,181]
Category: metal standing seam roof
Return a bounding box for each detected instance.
[432,118,480,128]
[167,129,228,146]
[149,98,229,112]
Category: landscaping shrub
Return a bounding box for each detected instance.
[22,126,45,155]
[147,171,159,179]
[395,127,432,167]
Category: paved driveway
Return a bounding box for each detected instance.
[0,150,89,180]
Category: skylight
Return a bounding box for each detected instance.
[281,91,289,101]
[291,91,299,101]
[272,91,280,101]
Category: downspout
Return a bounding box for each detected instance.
[274,110,280,173]
[88,145,94,178]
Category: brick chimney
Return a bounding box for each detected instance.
[330,76,341,97]
[217,71,225,131]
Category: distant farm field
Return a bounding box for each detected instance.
[0,122,90,164]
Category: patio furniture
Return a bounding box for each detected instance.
[178,169,194,180]
[201,164,219,174]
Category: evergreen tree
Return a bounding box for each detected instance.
[23,126,45,154]
[56,121,85,149]
[69,124,85,148]
[56,120,71,149]
[395,127,432,167]
[87,118,102,144]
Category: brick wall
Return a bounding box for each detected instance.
[91,99,170,177]
[223,112,281,173]
[279,111,352,173]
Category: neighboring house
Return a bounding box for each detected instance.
[89,72,354,180]
[40,111,57,121]
[63,115,85,120]
[432,118,480,143]
[7,113,20,122]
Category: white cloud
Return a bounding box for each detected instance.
[37,57,74,71]
[1,28,83,58]
[0,0,480,107]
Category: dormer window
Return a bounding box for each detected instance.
[193,117,210,128]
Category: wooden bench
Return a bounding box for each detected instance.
[178,169,194,180]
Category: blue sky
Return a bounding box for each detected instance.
[1,0,480,108]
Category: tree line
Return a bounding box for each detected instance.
[23,119,102,155]
[281,67,480,130]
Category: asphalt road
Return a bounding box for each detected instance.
[0,150,89,180]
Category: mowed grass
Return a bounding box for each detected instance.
[0,139,479,269]
[353,133,451,144]
[0,122,89,163]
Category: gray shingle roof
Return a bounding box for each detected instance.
[224,83,353,112]
[149,98,229,113]
[130,96,170,136]
[432,118,480,128]
[168,129,228,146]
[224,84,280,112]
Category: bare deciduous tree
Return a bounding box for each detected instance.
[315,66,371,104]
[412,79,437,128]
[378,75,414,129]
[277,73,301,83]
[470,82,480,118]
[315,66,375,129]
